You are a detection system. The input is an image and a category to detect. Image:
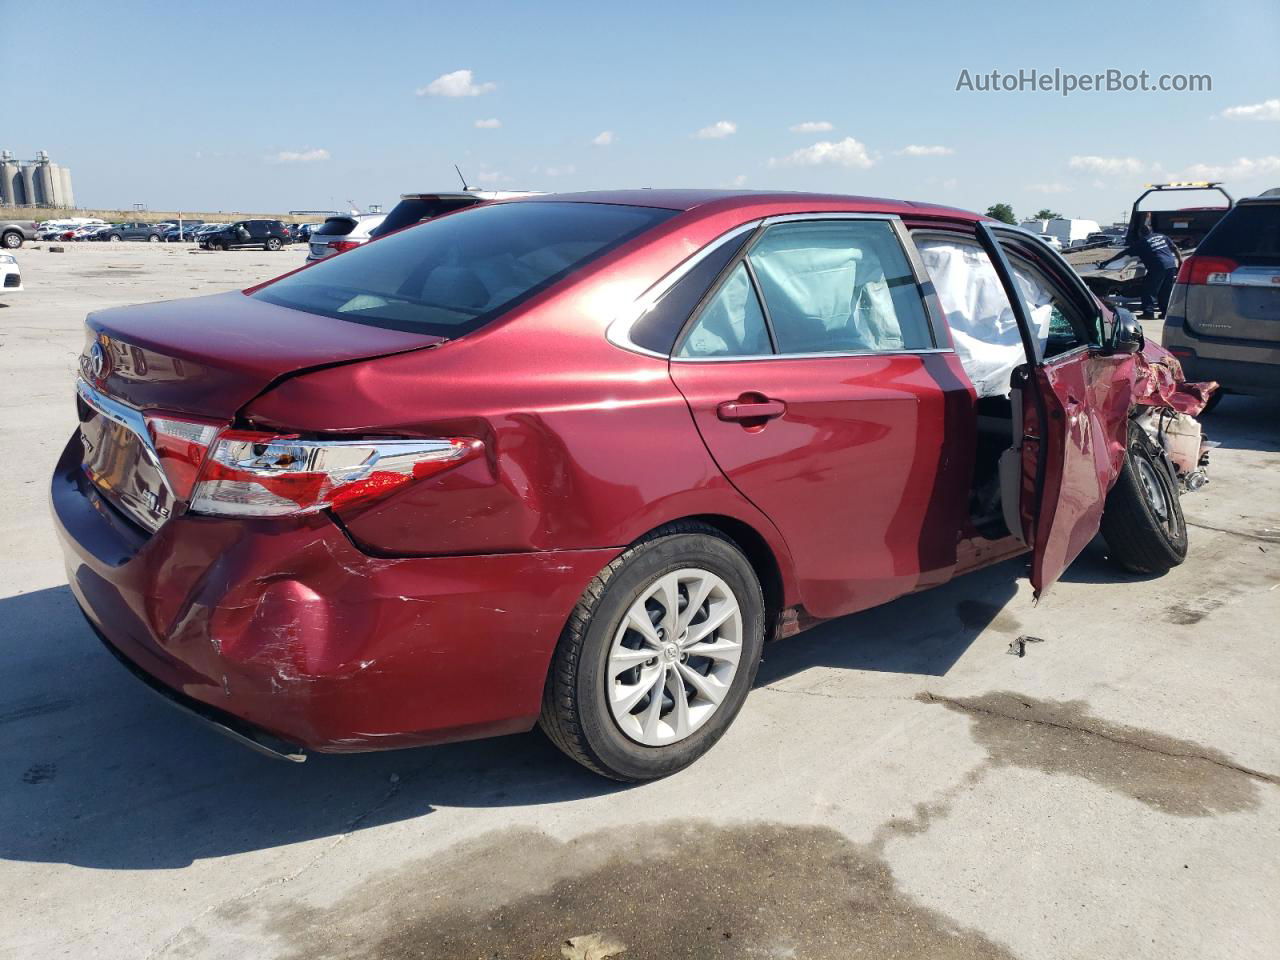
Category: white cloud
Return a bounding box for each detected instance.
[725,174,748,188]
[1068,155,1143,175]
[1027,182,1069,194]
[898,144,954,157]
[474,118,501,128]
[543,164,576,177]
[267,148,330,165]
[770,137,874,169]
[1221,98,1280,122]
[1177,155,1280,181]
[694,120,737,140]
[416,69,496,98]
[472,168,511,183]
[790,121,833,133]
[592,130,615,146]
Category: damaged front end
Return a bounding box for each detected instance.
[1131,340,1219,493]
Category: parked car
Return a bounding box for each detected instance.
[54,191,1213,780]
[305,214,387,262]
[1,218,38,249]
[102,222,165,242]
[1163,193,1280,401]
[202,219,293,251]
[368,190,539,240]
[1036,234,1063,250]
[0,253,21,293]
[161,221,205,242]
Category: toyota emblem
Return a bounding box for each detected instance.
[89,342,108,379]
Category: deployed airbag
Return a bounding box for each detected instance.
[916,239,1051,397]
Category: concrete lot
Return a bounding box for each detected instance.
[2,243,1278,960]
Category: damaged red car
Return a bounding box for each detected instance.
[52,191,1214,780]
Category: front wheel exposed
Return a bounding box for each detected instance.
[1101,422,1188,574]
[540,523,765,781]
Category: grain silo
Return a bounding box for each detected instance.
[0,151,19,206]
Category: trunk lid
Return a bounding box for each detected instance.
[75,291,444,531]
[81,291,443,416]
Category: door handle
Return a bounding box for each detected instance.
[717,398,786,422]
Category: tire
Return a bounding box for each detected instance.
[108,234,122,242]
[148,234,159,243]
[1101,422,1188,574]
[1,230,21,249]
[540,522,765,781]
[265,237,281,251]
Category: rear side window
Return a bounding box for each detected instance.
[1196,203,1280,264]
[630,229,755,354]
[252,201,676,336]
[676,263,772,358]
[748,220,933,354]
[313,217,358,238]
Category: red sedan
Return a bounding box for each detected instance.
[52,191,1212,780]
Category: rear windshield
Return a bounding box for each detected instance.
[371,197,481,238]
[313,217,357,238]
[1196,203,1280,264]
[251,201,677,336]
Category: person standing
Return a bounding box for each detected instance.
[1103,214,1180,319]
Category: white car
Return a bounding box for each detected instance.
[306,213,388,263]
[1,253,22,294]
[1036,234,1063,250]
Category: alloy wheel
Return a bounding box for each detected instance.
[607,568,743,746]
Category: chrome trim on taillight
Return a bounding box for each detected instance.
[75,377,176,498]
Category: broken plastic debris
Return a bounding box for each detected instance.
[1007,635,1045,658]
[562,932,627,959]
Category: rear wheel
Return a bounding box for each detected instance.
[1101,422,1188,574]
[147,234,159,243]
[540,522,765,781]
[1,230,21,249]
[265,237,282,251]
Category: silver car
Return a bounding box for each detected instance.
[305,213,387,263]
[1163,195,1280,401]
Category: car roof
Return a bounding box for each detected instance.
[514,188,982,221]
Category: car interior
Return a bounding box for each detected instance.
[915,231,1099,540]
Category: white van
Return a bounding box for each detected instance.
[1044,218,1101,249]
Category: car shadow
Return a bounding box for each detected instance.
[756,557,1023,685]
[3,558,1024,871]
[1200,394,1280,453]
[0,585,630,870]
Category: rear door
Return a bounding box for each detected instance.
[669,215,972,619]
[976,223,1130,597]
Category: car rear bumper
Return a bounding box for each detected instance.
[1163,314,1280,395]
[51,432,616,754]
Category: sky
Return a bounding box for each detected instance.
[6,0,1279,224]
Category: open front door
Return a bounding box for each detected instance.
[976,223,1129,598]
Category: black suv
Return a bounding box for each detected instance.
[202,219,293,251]
[102,221,166,242]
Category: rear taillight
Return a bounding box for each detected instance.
[1176,255,1237,286]
[141,413,477,518]
[327,240,360,253]
[145,414,223,499]
[188,432,478,517]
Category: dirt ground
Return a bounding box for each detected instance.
[2,242,1278,960]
